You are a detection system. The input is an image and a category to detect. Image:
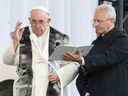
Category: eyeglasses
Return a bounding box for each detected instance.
[93,18,110,24]
[93,18,111,26]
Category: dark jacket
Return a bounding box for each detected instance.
[76,28,128,96]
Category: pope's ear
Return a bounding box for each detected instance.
[47,18,51,24]
[47,16,51,24]
[28,17,31,22]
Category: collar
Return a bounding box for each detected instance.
[93,27,120,44]
[101,24,115,37]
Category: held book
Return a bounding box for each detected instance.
[49,45,93,61]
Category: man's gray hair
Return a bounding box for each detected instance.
[96,4,116,22]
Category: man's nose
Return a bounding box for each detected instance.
[35,23,41,28]
[93,21,99,27]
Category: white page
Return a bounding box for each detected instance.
[49,45,92,61]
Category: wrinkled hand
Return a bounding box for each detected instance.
[10,21,24,51]
[10,21,23,42]
[63,51,81,62]
[48,73,60,84]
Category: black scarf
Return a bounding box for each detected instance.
[16,27,33,96]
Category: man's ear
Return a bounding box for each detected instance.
[47,16,51,24]
[28,17,31,22]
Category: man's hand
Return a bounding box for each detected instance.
[63,51,81,62]
[48,73,60,84]
[10,21,23,51]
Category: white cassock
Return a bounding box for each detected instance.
[29,26,50,96]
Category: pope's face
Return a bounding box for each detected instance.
[29,10,51,37]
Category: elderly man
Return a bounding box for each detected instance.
[49,4,128,96]
[3,6,68,96]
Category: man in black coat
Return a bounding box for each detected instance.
[63,4,128,96]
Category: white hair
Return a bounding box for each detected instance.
[96,4,116,22]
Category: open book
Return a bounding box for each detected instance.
[49,45,93,61]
